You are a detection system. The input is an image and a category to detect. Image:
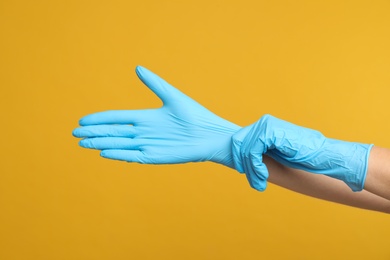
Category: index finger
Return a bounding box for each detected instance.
[79,109,154,126]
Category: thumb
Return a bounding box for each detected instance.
[232,123,255,173]
[249,151,269,191]
[135,66,183,105]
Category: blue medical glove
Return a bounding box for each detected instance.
[232,114,373,192]
[73,66,240,168]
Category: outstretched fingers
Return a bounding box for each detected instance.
[79,109,153,126]
[100,150,151,164]
[73,125,136,138]
[79,137,144,150]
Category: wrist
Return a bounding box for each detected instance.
[209,122,241,169]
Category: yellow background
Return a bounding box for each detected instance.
[1,0,389,259]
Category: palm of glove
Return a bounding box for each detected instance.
[73,66,240,168]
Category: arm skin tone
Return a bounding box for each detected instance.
[264,154,390,214]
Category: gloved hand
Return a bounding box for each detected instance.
[232,114,373,192]
[73,66,240,168]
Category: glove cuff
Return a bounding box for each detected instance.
[348,143,374,192]
[314,139,374,192]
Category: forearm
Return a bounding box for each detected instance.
[263,155,390,214]
[364,146,390,200]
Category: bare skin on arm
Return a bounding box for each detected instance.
[264,155,390,214]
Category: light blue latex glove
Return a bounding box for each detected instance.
[73,66,240,168]
[232,114,373,192]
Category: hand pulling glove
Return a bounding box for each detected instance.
[73,66,240,168]
[232,114,373,192]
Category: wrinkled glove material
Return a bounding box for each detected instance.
[232,114,373,192]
